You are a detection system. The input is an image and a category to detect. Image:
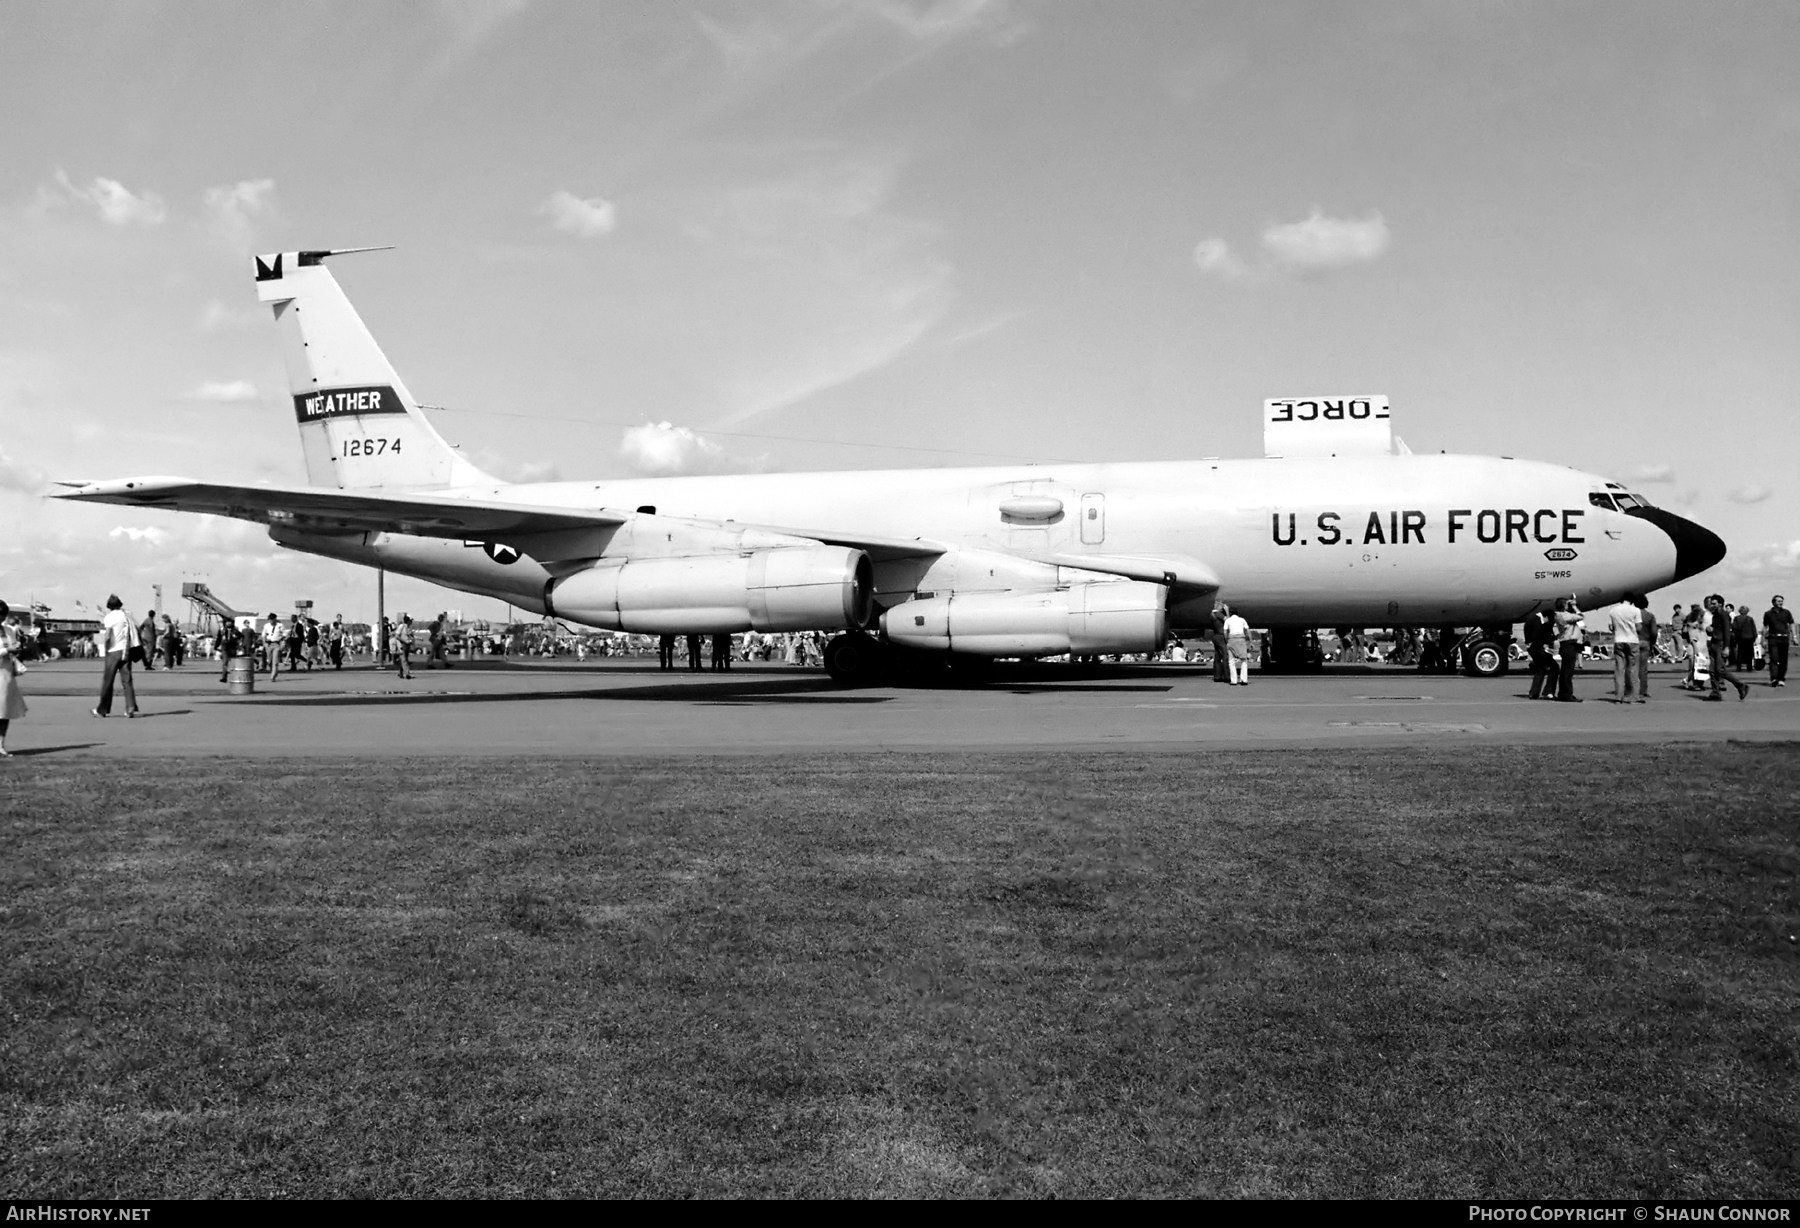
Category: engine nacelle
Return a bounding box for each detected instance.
[881,580,1168,657]
[546,546,873,634]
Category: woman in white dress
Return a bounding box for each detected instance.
[1222,604,1253,686]
[0,601,27,755]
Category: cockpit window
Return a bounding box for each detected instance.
[1589,490,1655,512]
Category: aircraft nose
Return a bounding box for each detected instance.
[1627,507,1727,583]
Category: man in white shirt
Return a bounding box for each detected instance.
[1608,594,1643,704]
[258,614,278,675]
[93,594,140,717]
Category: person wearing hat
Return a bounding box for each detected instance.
[395,614,415,679]
[216,617,242,683]
[268,614,289,681]
[1552,596,1585,702]
[261,613,281,675]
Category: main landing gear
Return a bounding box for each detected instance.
[1258,627,1325,673]
[1422,626,1512,678]
[822,632,886,685]
[822,632,979,687]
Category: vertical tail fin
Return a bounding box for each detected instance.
[254,250,494,490]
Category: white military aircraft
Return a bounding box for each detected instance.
[57,249,1725,683]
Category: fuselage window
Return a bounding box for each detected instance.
[1588,492,1619,511]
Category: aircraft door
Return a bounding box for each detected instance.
[1080,493,1105,544]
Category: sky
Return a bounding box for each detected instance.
[2,0,1796,626]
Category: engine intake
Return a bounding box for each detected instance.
[547,546,873,634]
[881,580,1167,657]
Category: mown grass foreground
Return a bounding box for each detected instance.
[2,746,1795,1198]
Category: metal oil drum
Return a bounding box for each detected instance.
[226,656,255,695]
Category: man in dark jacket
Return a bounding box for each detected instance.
[217,620,241,682]
[1634,594,1657,702]
[1731,604,1758,671]
[1764,596,1791,687]
[138,611,159,670]
[1523,607,1557,700]
[1704,595,1749,702]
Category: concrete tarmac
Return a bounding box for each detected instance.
[3,655,1793,758]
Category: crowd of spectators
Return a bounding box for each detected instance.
[8,594,1789,692]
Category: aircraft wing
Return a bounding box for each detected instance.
[1046,551,1221,593]
[740,523,952,563]
[55,479,1221,596]
[745,518,1219,591]
[52,477,625,538]
[741,518,1221,614]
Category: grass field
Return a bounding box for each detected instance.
[2,745,1795,1198]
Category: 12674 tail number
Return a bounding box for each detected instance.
[342,438,401,457]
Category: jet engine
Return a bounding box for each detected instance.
[545,545,873,634]
[880,580,1167,657]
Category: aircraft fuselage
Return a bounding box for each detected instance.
[275,452,1694,631]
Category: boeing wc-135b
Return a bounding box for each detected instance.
[56,250,1726,683]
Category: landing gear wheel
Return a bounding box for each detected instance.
[1466,640,1507,678]
[823,633,886,686]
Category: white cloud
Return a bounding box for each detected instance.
[541,190,617,238]
[1261,209,1390,271]
[694,12,797,74]
[52,169,166,226]
[467,449,559,484]
[693,1,1026,100]
[202,178,277,245]
[694,156,956,424]
[1727,484,1773,504]
[1724,540,1800,579]
[1194,208,1389,283]
[198,300,261,332]
[870,0,1026,43]
[945,310,1023,346]
[619,422,728,476]
[0,448,46,493]
[431,0,531,70]
[1631,463,1676,484]
[109,525,169,546]
[190,380,259,402]
[1192,237,1252,282]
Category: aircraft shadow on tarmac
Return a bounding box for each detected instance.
[229,677,893,707]
[1005,684,1174,694]
[3,743,106,757]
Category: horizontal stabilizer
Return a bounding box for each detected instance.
[1263,396,1403,458]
